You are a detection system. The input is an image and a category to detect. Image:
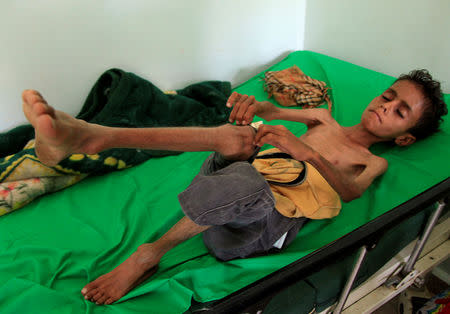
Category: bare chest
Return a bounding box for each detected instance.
[300,126,371,175]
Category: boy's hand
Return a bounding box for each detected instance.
[226,92,275,125]
[254,124,314,161]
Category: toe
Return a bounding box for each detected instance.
[81,283,94,296]
[32,101,51,117]
[82,279,100,295]
[91,291,104,303]
[22,90,54,125]
[21,90,36,103]
[22,90,45,106]
[105,297,115,305]
[83,287,99,300]
[22,90,54,117]
[96,294,109,305]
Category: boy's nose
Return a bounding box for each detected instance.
[380,100,399,113]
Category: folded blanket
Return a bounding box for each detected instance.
[0,69,232,216]
[263,65,332,110]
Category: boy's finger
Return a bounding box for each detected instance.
[254,124,270,144]
[243,106,257,125]
[229,101,241,123]
[255,133,277,147]
[226,92,239,108]
[234,95,250,124]
[242,95,254,107]
[238,96,255,125]
[254,125,285,144]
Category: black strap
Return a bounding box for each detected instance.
[255,152,307,187]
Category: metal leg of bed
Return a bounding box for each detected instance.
[401,199,446,275]
[331,245,370,314]
[331,199,447,314]
[385,199,446,289]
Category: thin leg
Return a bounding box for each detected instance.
[22,90,257,166]
[21,89,258,304]
[81,216,210,305]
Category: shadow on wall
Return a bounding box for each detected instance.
[232,50,294,88]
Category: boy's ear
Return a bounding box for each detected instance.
[395,133,416,146]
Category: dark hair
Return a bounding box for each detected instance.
[395,69,447,140]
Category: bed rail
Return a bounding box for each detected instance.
[188,177,449,314]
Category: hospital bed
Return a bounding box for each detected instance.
[0,51,448,314]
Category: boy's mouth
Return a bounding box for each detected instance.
[370,110,382,123]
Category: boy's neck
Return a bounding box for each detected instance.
[342,124,386,149]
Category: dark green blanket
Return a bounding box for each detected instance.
[0,69,232,215]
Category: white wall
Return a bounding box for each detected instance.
[305,0,450,92]
[0,0,306,132]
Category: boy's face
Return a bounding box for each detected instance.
[361,80,426,145]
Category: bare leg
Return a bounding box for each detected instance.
[22,90,256,166]
[22,90,255,304]
[81,216,210,305]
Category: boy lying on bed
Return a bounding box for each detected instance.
[21,69,446,305]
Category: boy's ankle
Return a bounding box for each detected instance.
[82,123,107,154]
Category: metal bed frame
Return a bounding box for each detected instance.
[188,177,449,314]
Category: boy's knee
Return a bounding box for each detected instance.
[179,162,275,226]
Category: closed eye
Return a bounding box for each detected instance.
[382,94,393,101]
[396,109,404,118]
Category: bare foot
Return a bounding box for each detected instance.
[22,90,101,166]
[215,124,258,161]
[81,243,161,305]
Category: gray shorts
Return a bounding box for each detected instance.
[178,152,308,261]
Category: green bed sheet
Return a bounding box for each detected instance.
[0,51,448,314]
